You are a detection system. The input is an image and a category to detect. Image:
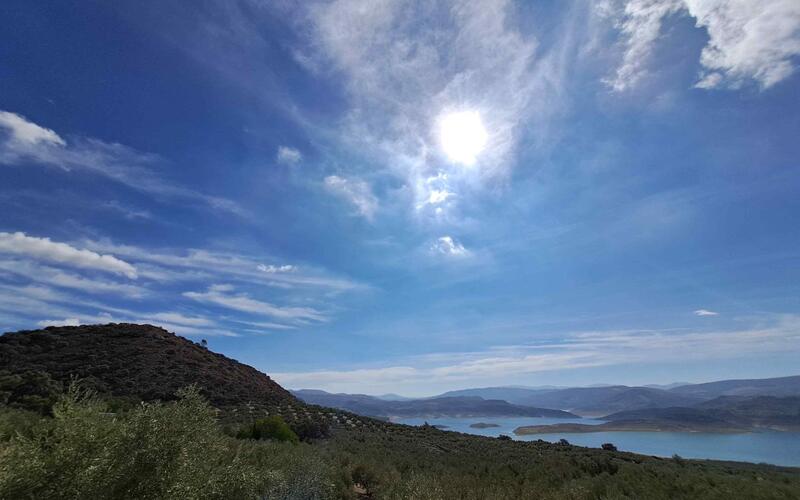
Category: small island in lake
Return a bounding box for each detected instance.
[470,422,501,429]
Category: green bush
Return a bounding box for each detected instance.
[0,386,331,499]
[0,370,61,415]
[237,415,299,444]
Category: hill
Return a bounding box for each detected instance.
[670,375,800,399]
[292,389,577,418]
[0,323,296,412]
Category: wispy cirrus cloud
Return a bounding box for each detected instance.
[298,0,565,220]
[0,110,245,216]
[183,284,327,323]
[694,309,719,316]
[0,230,363,335]
[604,0,685,92]
[274,314,800,394]
[276,145,302,165]
[0,259,147,298]
[82,239,362,292]
[323,175,378,220]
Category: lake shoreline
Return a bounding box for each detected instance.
[514,422,750,435]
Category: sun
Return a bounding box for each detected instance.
[438,111,488,166]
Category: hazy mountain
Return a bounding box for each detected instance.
[435,385,701,416]
[434,376,800,416]
[292,389,577,419]
[375,393,414,401]
[670,376,800,399]
[435,386,557,403]
[644,382,691,390]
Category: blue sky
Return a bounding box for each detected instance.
[1,0,799,396]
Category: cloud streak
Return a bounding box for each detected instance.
[276,145,302,164]
[274,315,800,394]
[324,175,378,220]
[0,232,137,279]
[183,284,326,322]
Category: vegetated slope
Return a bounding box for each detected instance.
[694,396,800,430]
[603,397,800,432]
[292,389,577,418]
[327,426,800,499]
[670,375,800,399]
[0,324,296,411]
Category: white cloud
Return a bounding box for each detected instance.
[605,0,685,92]
[37,317,81,327]
[431,236,469,257]
[183,284,326,322]
[323,175,378,220]
[686,0,800,89]
[426,189,454,205]
[0,111,245,216]
[0,111,65,148]
[694,308,719,316]
[35,312,116,328]
[0,259,146,297]
[607,0,800,91]
[0,232,137,279]
[81,239,363,291]
[276,145,302,164]
[257,263,296,273]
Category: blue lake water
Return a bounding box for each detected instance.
[395,416,800,467]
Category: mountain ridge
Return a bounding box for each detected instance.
[292,389,578,419]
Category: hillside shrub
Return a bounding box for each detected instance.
[0,370,61,415]
[291,418,331,442]
[237,415,299,444]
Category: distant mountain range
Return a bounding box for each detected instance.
[669,376,800,399]
[291,389,577,419]
[296,375,800,421]
[436,385,702,416]
[431,376,800,416]
[516,395,800,435]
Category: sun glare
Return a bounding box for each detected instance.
[438,111,488,166]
